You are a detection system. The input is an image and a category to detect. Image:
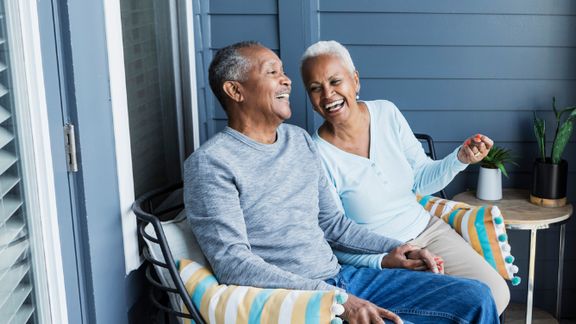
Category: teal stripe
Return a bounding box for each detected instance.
[448,209,459,226]
[191,275,218,307]
[418,195,432,207]
[474,207,496,268]
[248,289,274,323]
[305,291,324,324]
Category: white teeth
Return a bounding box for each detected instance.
[324,99,344,111]
[276,93,289,99]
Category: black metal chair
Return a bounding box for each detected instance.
[414,133,448,199]
[132,182,206,324]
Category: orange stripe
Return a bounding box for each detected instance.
[318,292,335,324]
[484,209,509,279]
[179,259,192,271]
[184,267,213,294]
[260,289,291,324]
[237,287,262,324]
[291,291,314,324]
[467,209,482,256]
[200,285,222,321]
[215,285,238,324]
[454,209,465,234]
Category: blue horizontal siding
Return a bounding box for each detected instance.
[321,13,576,47]
[347,45,576,79]
[360,79,576,111]
[320,0,576,15]
[210,0,277,14]
[211,14,279,49]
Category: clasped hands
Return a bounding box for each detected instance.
[457,133,494,164]
[381,244,444,274]
[341,245,444,324]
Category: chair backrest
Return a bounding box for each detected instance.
[414,133,448,199]
[132,183,206,324]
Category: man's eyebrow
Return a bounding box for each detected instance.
[261,60,280,69]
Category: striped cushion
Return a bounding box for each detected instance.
[178,259,347,324]
[417,195,520,285]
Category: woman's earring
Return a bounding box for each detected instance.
[356,92,360,100]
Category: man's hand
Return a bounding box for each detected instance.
[342,294,403,324]
[406,248,444,274]
[381,244,444,274]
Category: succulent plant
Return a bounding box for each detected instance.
[480,146,518,178]
[533,97,576,164]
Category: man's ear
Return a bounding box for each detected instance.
[223,81,243,103]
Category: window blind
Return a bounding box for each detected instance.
[0,1,37,322]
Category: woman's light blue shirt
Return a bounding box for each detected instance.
[312,100,468,269]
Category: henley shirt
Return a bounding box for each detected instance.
[313,100,468,269]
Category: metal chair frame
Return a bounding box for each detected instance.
[414,133,448,199]
[132,182,206,324]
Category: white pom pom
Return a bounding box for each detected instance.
[331,304,345,316]
[491,206,501,217]
[335,291,348,304]
[510,265,519,274]
[501,243,511,252]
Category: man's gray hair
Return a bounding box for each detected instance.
[300,40,356,76]
[209,41,262,109]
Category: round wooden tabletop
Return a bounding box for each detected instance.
[453,189,573,228]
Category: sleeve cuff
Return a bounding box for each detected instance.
[450,146,469,171]
[374,253,388,270]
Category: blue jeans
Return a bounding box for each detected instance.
[326,265,499,324]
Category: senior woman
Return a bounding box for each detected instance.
[300,40,509,314]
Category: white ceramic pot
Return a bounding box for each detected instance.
[476,167,502,201]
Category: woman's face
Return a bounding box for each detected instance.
[301,54,360,124]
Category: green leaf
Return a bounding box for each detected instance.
[558,106,576,121]
[481,145,516,176]
[532,112,546,160]
[551,120,573,164]
[493,162,508,178]
[567,107,576,123]
[553,97,559,119]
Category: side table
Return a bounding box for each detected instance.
[453,189,572,324]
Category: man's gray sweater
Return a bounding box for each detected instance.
[184,124,402,291]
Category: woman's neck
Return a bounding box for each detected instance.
[320,102,369,141]
[319,102,371,158]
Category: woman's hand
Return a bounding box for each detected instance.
[381,244,443,274]
[457,134,493,164]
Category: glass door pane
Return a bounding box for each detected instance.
[120,0,182,197]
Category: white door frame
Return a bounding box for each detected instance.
[103,0,200,274]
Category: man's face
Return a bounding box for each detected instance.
[237,46,292,123]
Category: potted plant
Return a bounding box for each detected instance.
[531,97,576,207]
[476,146,517,201]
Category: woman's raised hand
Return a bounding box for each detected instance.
[457,134,493,164]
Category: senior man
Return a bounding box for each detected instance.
[184,41,498,324]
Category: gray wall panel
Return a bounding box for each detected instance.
[360,79,576,111]
[320,0,576,15]
[210,0,277,14]
[210,15,279,49]
[322,13,576,47]
[348,46,576,79]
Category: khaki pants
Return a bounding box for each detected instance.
[408,216,510,315]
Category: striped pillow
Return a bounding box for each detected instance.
[417,195,520,285]
[178,258,347,324]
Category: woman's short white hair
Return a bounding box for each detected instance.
[300,40,356,76]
